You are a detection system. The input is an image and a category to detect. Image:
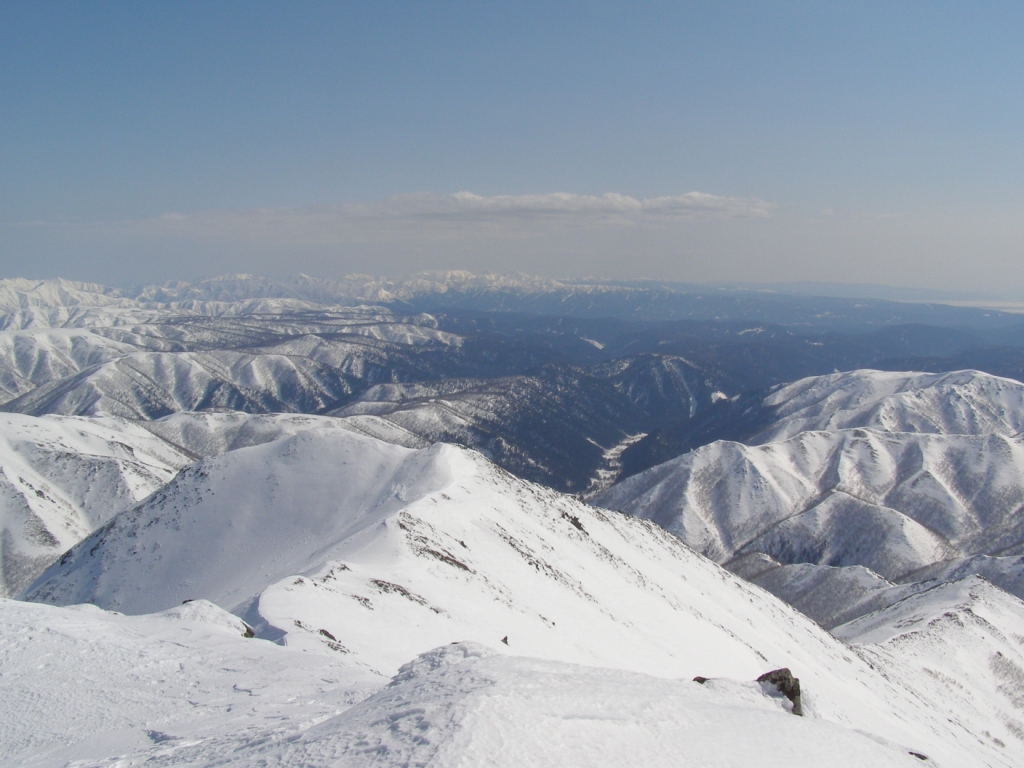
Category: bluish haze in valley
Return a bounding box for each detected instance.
[2,1,1022,293]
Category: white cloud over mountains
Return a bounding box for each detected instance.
[12,190,1018,295]
[383,191,775,220]
[130,191,774,244]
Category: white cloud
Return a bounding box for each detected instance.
[18,191,773,247]
[345,190,773,223]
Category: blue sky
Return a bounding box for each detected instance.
[2,2,1023,291]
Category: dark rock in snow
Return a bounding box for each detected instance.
[757,667,802,716]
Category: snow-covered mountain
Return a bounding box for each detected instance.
[752,368,1024,443]
[0,414,194,596]
[0,304,460,408]
[0,410,369,597]
[13,427,1024,765]
[7,277,1024,764]
[596,369,1024,626]
[597,428,1024,578]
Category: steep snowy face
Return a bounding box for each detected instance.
[832,576,1024,757]
[0,414,193,596]
[22,430,452,614]
[0,409,373,598]
[595,428,1024,581]
[754,369,1024,443]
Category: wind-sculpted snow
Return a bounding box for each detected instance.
[3,601,959,767]
[0,414,192,596]
[205,643,922,768]
[754,369,1024,443]
[18,428,1020,765]
[0,598,372,766]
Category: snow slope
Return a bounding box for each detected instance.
[0,414,193,596]
[19,428,1020,765]
[595,428,1024,581]
[195,643,924,768]
[0,409,371,598]
[0,598,372,766]
[833,576,1024,759]
[753,369,1024,443]
[1,600,933,768]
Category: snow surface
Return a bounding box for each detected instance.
[833,576,1024,758]
[595,427,1024,583]
[0,597,372,766]
[0,601,933,767]
[196,643,925,768]
[755,368,1024,443]
[18,428,1023,765]
[0,414,193,596]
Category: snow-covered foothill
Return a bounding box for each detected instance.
[0,413,193,596]
[753,368,1024,444]
[595,428,1024,582]
[833,576,1024,758]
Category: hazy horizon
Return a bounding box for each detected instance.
[3,3,1022,292]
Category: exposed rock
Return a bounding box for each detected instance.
[757,667,802,716]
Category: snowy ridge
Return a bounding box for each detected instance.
[0,273,659,327]
[0,414,193,596]
[18,428,1023,765]
[595,427,1024,579]
[831,576,1024,758]
[0,409,367,598]
[754,368,1024,443]
[0,308,460,417]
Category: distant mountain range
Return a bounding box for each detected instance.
[5,274,1024,765]
[596,369,1024,628]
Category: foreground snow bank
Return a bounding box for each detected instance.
[0,601,924,768]
[216,643,923,768]
[0,598,373,767]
